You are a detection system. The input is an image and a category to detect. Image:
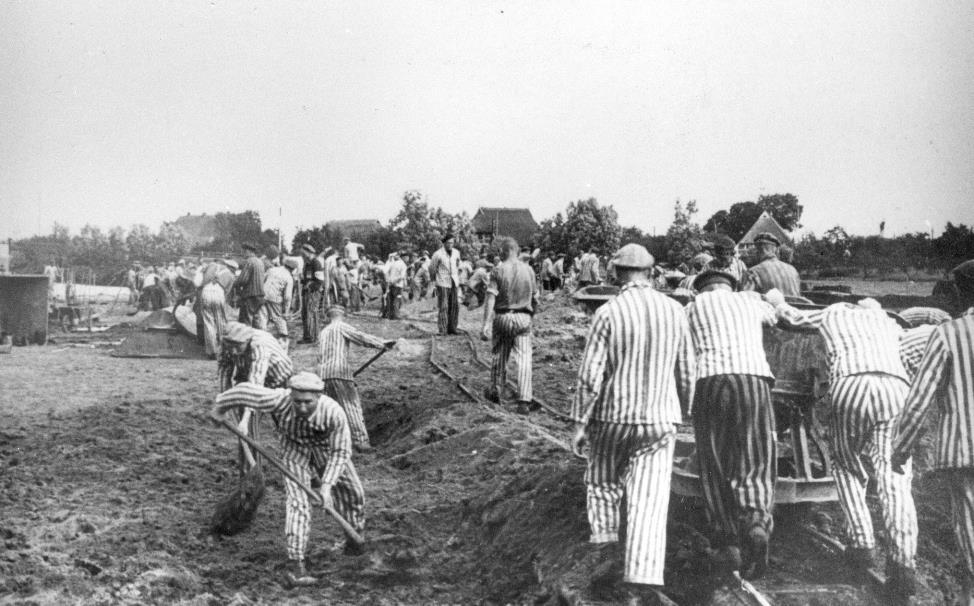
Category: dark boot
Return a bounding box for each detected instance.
[744,526,769,579]
[885,560,917,600]
[343,539,367,557]
[515,400,532,415]
[845,545,874,571]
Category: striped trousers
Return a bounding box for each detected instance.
[200,283,228,356]
[692,374,776,547]
[949,470,974,577]
[491,312,533,402]
[829,374,917,566]
[281,442,365,562]
[585,421,676,586]
[301,288,321,341]
[322,379,370,448]
[435,285,460,334]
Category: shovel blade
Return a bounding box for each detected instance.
[210,467,266,535]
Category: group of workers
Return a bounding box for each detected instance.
[571,235,974,606]
[201,228,974,606]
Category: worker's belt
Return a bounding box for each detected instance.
[495,308,532,316]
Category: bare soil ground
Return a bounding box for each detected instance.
[0,287,964,605]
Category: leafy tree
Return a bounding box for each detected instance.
[126,224,155,263]
[703,193,803,240]
[536,198,622,259]
[664,199,704,264]
[934,222,974,270]
[389,190,472,254]
[620,226,668,261]
[155,222,191,259]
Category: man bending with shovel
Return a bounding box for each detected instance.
[212,371,366,583]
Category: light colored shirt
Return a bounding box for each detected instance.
[899,324,936,380]
[385,259,408,288]
[215,383,351,485]
[540,258,554,279]
[776,302,909,384]
[572,281,694,425]
[686,290,777,380]
[458,260,473,285]
[263,265,294,307]
[579,253,600,282]
[218,330,293,390]
[487,260,537,312]
[894,309,974,470]
[429,246,462,288]
[317,320,386,380]
[343,242,361,262]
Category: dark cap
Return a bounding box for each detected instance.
[301,243,316,255]
[693,269,738,291]
[713,235,736,254]
[441,232,455,243]
[753,232,781,246]
[241,242,258,252]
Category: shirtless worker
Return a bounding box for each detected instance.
[212,371,365,582]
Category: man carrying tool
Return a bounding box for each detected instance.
[317,305,394,453]
[704,236,750,290]
[212,371,365,582]
[481,237,539,415]
[219,321,294,391]
[894,260,974,606]
[299,244,324,344]
[234,243,267,329]
[429,232,462,335]
[685,270,780,578]
[571,243,694,606]
[772,294,919,598]
[745,232,801,297]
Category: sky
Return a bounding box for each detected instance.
[2,1,973,244]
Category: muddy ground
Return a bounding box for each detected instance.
[0,290,965,605]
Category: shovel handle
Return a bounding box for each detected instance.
[214,414,365,546]
[353,347,388,377]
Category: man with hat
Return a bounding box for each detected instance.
[686,269,781,577]
[212,371,366,581]
[263,256,296,351]
[317,305,394,452]
[219,321,293,392]
[429,232,463,335]
[773,294,919,596]
[233,243,267,329]
[299,244,325,343]
[481,237,539,415]
[195,259,236,357]
[571,243,693,606]
[746,232,801,297]
[703,235,750,290]
[383,252,408,319]
[894,259,974,605]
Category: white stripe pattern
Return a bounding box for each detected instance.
[490,313,533,401]
[829,374,917,566]
[685,290,777,381]
[899,324,936,380]
[584,422,676,585]
[317,320,386,380]
[572,281,694,424]
[895,309,974,470]
[949,470,974,576]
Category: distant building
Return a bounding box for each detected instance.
[471,207,539,247]
[172,214,219,249]
[737,211,792,254]
[325,219,383,241]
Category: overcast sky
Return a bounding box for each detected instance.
[2,1,973,243]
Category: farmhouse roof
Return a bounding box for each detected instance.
[737,211,792,247]
[324,219,383,240]
[471,207,539,246]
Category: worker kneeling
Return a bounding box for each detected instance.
[212,371,366,582]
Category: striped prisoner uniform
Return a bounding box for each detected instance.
[703,257,751,290]
[215,383,364,562]
[488,260,538,402]
[898,306,952,328]
[573,281,694,585]
[218,330,294,391]
[894,309,974,576]
[686,290,778,547]
[778,302,917,566]
[899,324,936,380]
[317,319,386,448]
[746,256,801,297]
[429,245,462,335]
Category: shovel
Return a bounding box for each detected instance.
[212,413,366,547]
[353,345,392,377]
[210,409,265,536]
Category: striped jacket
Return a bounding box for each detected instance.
[746,256,801,296]
[894,309,974,470]
[777,302,909,385]
[317,320,387,380]
[899,324,936,380]
[572,281,695,425]
[899,306,952,328]
[215,383,352,485]
[218,330,293,390]
[686,290,776,381]
[234,256,265,299]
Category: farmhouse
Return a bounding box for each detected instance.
[737,211,792,254]
[471,207,539,247]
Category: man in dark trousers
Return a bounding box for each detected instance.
[234,243,266,329]
[429,233,462,335]
[300,244,324,343]
[686,270,781,578]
